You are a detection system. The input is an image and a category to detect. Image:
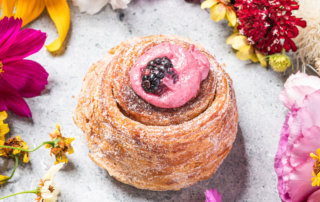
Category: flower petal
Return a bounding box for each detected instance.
[255,50,267,68]
[0,17,22,57]
[0,175,9,184]
[43,163,64,180]
[201,0,218,9]
[229,35,247,50]
[1,29,46,62]
[236,45,252,61]
[0,78,32,117]
[109,0,131,10]
[14,0,45,27]
[205,188,222,202]
[308,189,320,202]
[279,72,320,109]
[2,59,48,98]
[2,0,16,17]
[226,8,237,27]
[211,4,226,22]
[0,111,7,121]
[72,0,108,14]
[44,0,70,52]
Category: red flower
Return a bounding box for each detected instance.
[0,17,48,117]
[235,0,306,54]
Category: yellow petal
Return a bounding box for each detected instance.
[236,45,253,61]
[226,33,238,44]
[0,175,9,184]
[68,146,74,154]
[211,4,226,22]
[14,0,45,27]
[317,148,320,157]
[0,111,7,121]
[249,52,258,63]
[2,0,16,17]
[311,152,319,160]
[226,8,237,27]
[256,50,267,67]
[23,153,29,163]
[44,0,70,52]
[0,123,9,145]
[0,122,9,134]
[229,35,247,50]
[201,0,218,9]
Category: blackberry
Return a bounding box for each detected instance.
[141,56,179,95]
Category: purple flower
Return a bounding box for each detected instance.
[205,188,222,202]
[0,17,48,117]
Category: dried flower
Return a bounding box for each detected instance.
[0,17,48,117]
[226,32,267,67]
[36,164,63,202]
[0,111,9,145]
[1,1,71,52]
[269,53,292,72]
[46,124,74,164]
[0,164,63,201]
[292,0,320,70]
[235,0,306,55]
[275,73,320,201]
[73,0,131,15]
[205,188,222,202]
[201,0,237,26]
[0,136,29,163]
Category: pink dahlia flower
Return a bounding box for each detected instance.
[275,72,320,201]
[0,17,48,117]
[204,188,222,202]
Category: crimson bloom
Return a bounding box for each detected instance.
[235,0,306,54]
[0,17,48,117]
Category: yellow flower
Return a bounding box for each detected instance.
[226,32,267,67]
[0,111,9,145]
[0,175,9,185]
[311,149,320,186]
[201,0,237,26]
[0,0,70,52]
[46,124,74,164]
[269,53,292,72]
[0,136,29,163]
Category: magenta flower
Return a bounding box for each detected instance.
[275,72,320,201]
[0,17,48,117]
[204,188,222,202]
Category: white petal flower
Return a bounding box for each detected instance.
[38,164,64,202]
[72,0,131,15]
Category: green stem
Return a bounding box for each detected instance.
[0,156,18,183]
[0,189,39,200]
[0,141,53,153]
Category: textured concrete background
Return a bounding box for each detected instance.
[0,0,287,201]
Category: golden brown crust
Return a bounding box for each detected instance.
[74,35,238,191]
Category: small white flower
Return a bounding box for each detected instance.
[37,164,64,202]
[72,0,131,15]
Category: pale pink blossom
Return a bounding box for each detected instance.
[275,72,320,201]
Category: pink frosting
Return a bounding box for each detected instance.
[130,42,210,108]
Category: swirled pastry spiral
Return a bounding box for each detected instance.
[74,35,238,191]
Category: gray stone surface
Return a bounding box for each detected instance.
[0,0,287,201]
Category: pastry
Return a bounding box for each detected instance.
[74,35,238,191]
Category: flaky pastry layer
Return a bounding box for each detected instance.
[74,35,238,191]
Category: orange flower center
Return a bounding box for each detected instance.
[314,160,320,175]
[0,61,3,74]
